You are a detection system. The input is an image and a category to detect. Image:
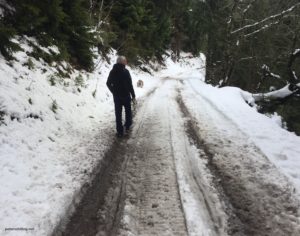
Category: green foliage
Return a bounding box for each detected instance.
[55,68,70,78]
[75,74,85,87]
[61,0,95,70]
[102,0,176,63]
[2,0,94,70]
[24,58,34,70]
[0,0,206,66]
[29,46,57,65]
[0,16,19,59]
[49,76,56,86]
[258,96,300,136]
[4,0,298,84]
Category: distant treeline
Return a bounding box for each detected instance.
[0,0,299,90]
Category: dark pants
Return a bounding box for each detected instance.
[114,96,132,135]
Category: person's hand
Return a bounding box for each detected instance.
[132,97,137,105]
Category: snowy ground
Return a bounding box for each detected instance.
[119,79,228,236]
[179,79,300,235]
[0,39,160,236]
[182,77,300,199]
[1,40,300,235]
[163,53,300,200]
[115,77,300,236]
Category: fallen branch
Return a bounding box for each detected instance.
[252,84,300,102]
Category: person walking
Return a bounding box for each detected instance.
[106,56,136,137]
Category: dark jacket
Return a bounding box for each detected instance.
[106,63,136,99]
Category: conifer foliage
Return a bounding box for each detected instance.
[0,0,95,70]
[0,0,199,68]
[1,0,299,87]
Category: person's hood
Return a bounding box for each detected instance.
[113,63,125,71]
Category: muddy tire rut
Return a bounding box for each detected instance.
[55,138,128,236]
[55,80,300,236]
[177,84,300,236]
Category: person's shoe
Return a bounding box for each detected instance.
[124,126,131,137]
[125,124,132,131]
[116,133,123,138]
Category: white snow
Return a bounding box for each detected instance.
[293,49,300,55]
[179,78,300,198]
[0,0,7,17]
[253,84,293,101]
[120,79,226,236]
[1,39,300,235]
[231,2,300,35]
[159,52,205,79]
[268,112,287,129]
[270,73,281,79]
[167,83,228,236]
[0,38,158,235]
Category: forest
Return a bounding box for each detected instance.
[0,0,300,133]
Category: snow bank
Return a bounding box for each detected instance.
[0,38,158,235]
[183,78,300,197]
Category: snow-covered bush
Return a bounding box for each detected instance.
[49,75,56,86]
[75,74,85,87]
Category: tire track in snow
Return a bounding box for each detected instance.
[119,84,188,235]
[58,77,300,236]
[178,80,300,236]
[58,87,159,236]
[119,80,229,236]
[176,90,245,236]
[168,83,230,235]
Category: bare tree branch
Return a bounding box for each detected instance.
[231,2,300,34]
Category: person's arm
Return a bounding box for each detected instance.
[106,71,114,94]
[127,71,136,99]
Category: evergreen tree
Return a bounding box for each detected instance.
[104,0,175,63]
[0,19,18,58]
[2,0,95,70]
[107,0,155,62]
[61,0,95,70]
[169,0,191,59]
[0,1,19,58]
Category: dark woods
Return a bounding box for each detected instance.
[0,0,197,69]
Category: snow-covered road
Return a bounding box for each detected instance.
[61,78,300,236]
[180,79,300,235]
[2,48,300,235]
